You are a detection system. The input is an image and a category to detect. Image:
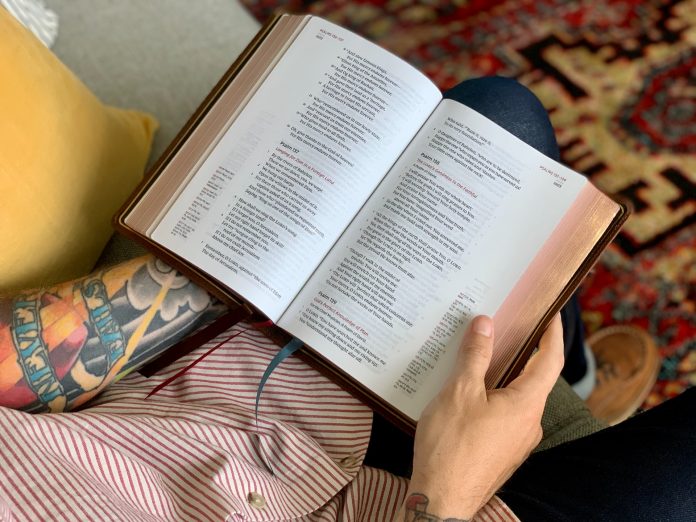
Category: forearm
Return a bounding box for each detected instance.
[0,254,226,412]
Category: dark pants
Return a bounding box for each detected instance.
[365,77,696,521]
[499,387,696,521]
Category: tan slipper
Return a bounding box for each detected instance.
[584,325,661,426]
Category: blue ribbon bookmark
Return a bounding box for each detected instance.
[255,337,304,418]
[254,337,303,475]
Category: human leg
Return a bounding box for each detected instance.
[499,387,696,521]
[437,80,677,519]
[442,76,560,161]
[441,78,683,519]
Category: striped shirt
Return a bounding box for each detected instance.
[0,324,518,521]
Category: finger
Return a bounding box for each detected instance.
[453,315,495,387]
[507,314,564,398]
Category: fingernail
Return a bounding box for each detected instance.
[472,316,493,337]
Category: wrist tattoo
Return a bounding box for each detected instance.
[404,493,470,522]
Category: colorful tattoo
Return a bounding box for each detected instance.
[404,494,470,522]
[1,255,226,412]
[11,293,66,411]
[81,277,126,368]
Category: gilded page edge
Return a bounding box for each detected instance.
[487,184,622,388]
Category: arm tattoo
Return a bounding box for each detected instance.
[404,494,470,522]
[2,255,227,412]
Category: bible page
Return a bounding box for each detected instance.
[150,16,441,321]
[279,99,587,419]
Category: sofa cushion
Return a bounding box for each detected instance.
[0,7,157,291]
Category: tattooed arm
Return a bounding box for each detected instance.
[397,315,564,521]
[0,254,227,412]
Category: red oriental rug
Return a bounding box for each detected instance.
[241,0,696,408]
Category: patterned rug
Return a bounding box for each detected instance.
[241,0,696,407]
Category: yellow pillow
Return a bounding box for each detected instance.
[0,8,158,292]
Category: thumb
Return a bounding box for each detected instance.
[454,315,494,386]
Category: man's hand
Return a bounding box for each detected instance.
[400,314,564,521]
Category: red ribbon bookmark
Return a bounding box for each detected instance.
[146,319,274,398]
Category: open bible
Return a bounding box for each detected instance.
[115,14,628,429]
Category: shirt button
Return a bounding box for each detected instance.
[339,455,358,467]
[247,491,266,509]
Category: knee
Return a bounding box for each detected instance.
[445,76,532,103]
[443,76,560,161]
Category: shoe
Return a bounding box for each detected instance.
[584,325,660,425]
